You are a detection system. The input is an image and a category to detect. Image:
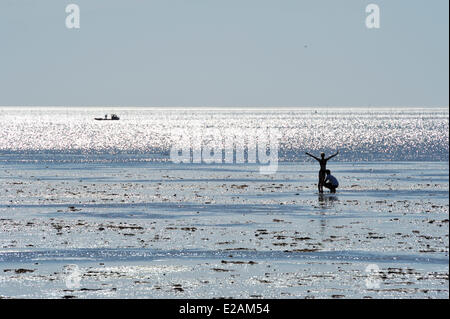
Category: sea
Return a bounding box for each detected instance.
[0,107,448,298]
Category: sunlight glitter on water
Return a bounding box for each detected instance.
[0,107,448,162]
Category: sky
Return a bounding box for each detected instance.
[0,0,448,107]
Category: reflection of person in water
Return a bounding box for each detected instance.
[323,169,339,193]
[305,151,339,193]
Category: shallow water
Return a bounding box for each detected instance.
[0,108,448,298]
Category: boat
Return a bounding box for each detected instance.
[95,114,120,121]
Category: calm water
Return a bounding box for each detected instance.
[0,107,448,298]
[0,107,448,164]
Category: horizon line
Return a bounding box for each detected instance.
[0,105,449,110]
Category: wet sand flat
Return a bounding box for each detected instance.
[0,161,448,298]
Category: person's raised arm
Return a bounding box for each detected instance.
[326,150,339,161]
[305,152,320,161]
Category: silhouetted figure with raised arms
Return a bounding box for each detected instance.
[305,150,339,193]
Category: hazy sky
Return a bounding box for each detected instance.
[0,0,448,107]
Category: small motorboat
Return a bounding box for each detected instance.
[95,114,120,121]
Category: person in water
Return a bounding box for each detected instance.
[305,150,339,193]
[323,169,339,193]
